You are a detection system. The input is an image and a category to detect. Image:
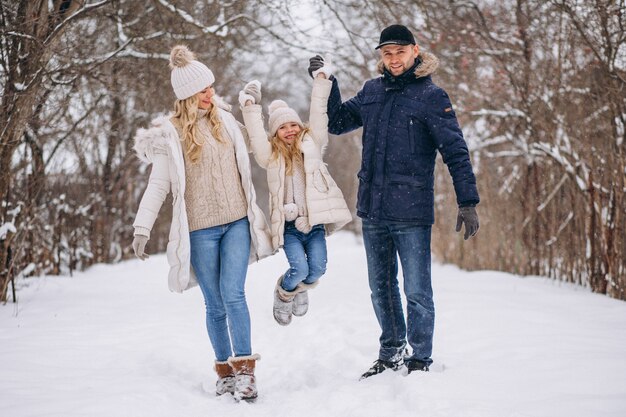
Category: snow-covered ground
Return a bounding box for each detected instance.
[2,232,625,417]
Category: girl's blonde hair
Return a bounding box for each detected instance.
[172,95,224,163]
[270,126,309,175]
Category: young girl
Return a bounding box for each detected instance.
[131,45,272,401]
[238,65,352,326]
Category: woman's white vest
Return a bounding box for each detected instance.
[132,105,273,293]
[242,78,352,251]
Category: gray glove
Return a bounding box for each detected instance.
[455,206,479,240]
[308,55,324,78]
[132,235,150,260]
[243,80,261,104]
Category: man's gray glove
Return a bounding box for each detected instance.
[132,235,150,260]
[308,55,324,78]
[455,206,479,240]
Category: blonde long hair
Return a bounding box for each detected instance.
[270,127,309,175]
[171,95,224,163]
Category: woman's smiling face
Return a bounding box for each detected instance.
[195,85,214,110]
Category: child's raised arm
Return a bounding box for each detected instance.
[239,81,272,169]
[308,58,334,152]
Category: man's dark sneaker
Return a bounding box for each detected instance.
[405,359,430,374]
[359,358,403,380]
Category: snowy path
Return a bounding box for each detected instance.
[1,232,625,417]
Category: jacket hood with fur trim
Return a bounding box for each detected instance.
[376,51,439,79]
[133,115,175,165]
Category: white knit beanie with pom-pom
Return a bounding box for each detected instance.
[268,100,303,137]
[169,45,215,100]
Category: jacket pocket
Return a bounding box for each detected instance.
[360,94,384,121]
[387,173,427,187]
[361,93,385,105]
[313,165,333,193]
[382,175,433,221]
[408,118,417,154]
[356,171,371,214]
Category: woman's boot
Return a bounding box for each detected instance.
[228,354,261,402]
[214,360,235,396]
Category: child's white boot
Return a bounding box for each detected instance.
[273,275,296,325]
[292,280,319,317]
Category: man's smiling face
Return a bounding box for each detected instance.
[380,44,419,76]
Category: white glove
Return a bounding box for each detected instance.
[244,80,262,103]
[238,90,255,107]
[283,203,298,221]
[132,235,149,260]
[239,80,262,107]
[312,56,333,79]
[239,90,256,107]
[295,216,312,234]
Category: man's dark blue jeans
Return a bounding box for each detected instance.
[362,219,434,365]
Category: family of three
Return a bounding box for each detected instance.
[131,24,480,403]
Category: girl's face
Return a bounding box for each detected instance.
[276,122,302,145]
[195,85,214,110]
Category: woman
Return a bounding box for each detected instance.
[131,45,272,402]
[238,63,352,326]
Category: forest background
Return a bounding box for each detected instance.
[1,0,624,301]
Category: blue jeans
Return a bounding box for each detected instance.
[281,222,327,291]
[361,219,434,365]
[189,217,251,362]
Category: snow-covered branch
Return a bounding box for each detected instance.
[546,211,574,246]
[532,142,610,195]
[470,109,526,118]
[468,134,512,151]
[47,39,133,74]
[156,0,252,35]
[537,173,569,212]
[2,31,39,42]
[43,1,111,46]
[532,141,588,192]
[0,222,16,240]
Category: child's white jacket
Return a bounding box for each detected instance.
[242,78,352,251]
[132,105,273,293]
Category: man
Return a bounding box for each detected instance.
[308,24,480,378]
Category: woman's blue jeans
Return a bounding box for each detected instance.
[362,219,434,365]
[281,222,327,291]
[190,217,251,362]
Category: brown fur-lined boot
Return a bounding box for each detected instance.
[214,360,235,396]
[228,354,261,402]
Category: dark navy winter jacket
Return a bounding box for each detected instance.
[327,53,479,224]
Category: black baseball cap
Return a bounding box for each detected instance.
[375,24,416,49]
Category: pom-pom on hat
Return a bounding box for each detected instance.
[375,24,416,50]
[169,45,215,100]
[268,100,303,137]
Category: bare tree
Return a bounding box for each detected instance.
[0,0,265,301]
[2,0,623,302]
[409,0,626,299]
